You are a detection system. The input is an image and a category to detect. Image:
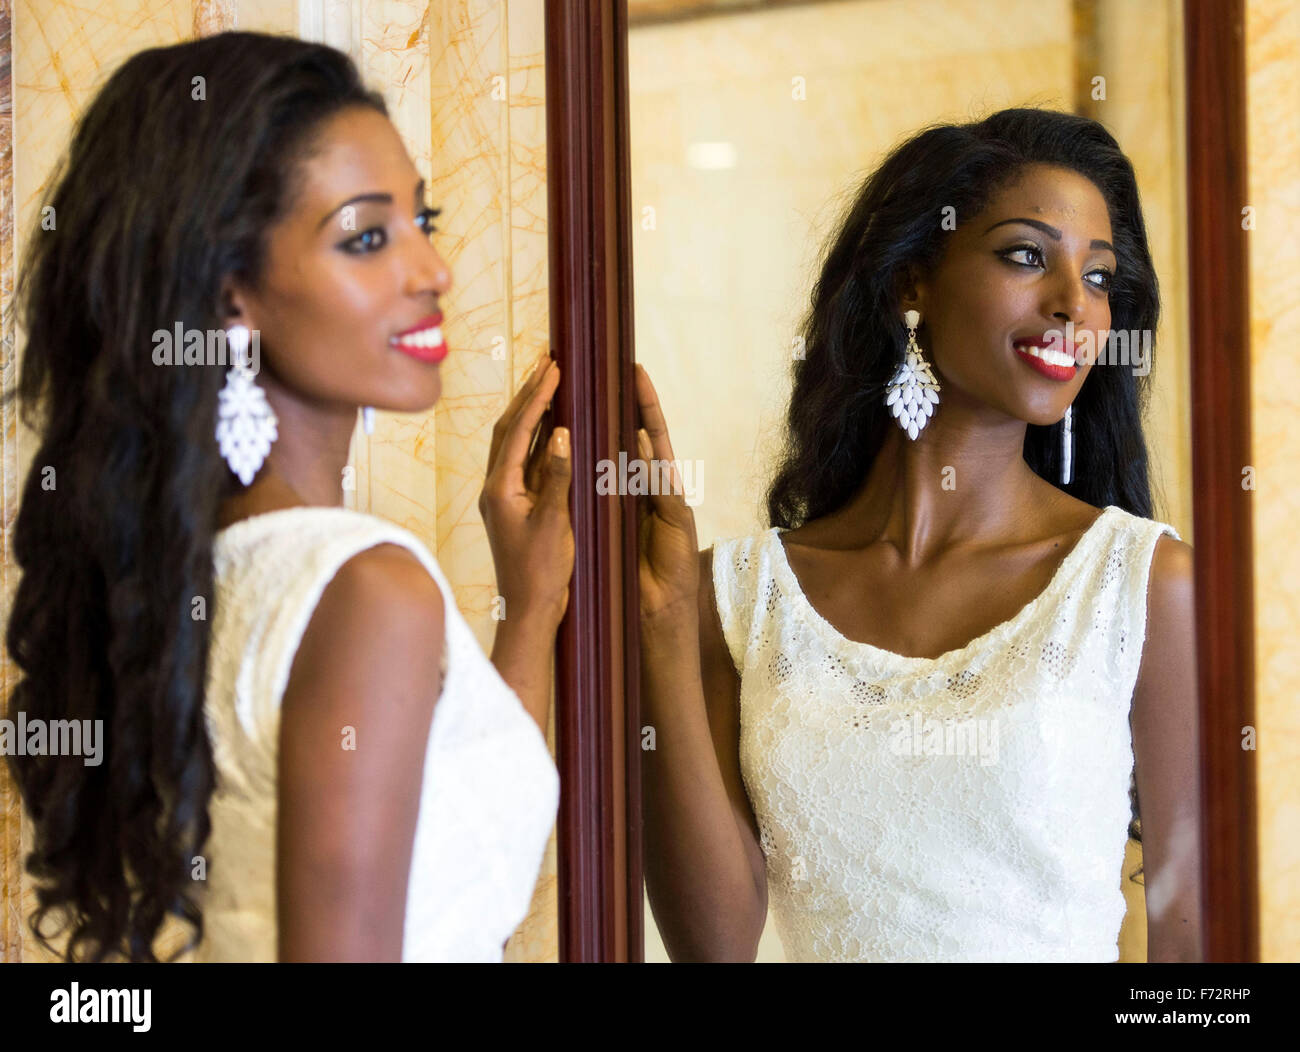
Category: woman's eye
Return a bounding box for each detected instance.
[417,206,442,236]
[343,228,387,254]
[1085,269,1114,293]
[342,207,441,254]
[1000,244,1044,268]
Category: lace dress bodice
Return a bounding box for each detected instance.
[711,504,1180,962]
[196,506,558,962]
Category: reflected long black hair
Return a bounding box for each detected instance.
[3,31,387,961]
[765,108,1160,867]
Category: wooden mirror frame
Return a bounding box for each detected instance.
[544,0,1257,962]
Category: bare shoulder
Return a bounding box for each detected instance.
[773,515,831,549]
[326,542,445,623]
[287,542,446,704]
[697,545,715,583]
[1132,532,1196,715]
[276,542,445,960]
[1150,532,1194,583]
[696,545,731,658]
[697,545,721,622]
[1145,532,1195,623]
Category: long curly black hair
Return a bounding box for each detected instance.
[765,108,1160,865]
[3,31,387,962]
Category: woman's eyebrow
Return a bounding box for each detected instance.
[316,180,424,232]
[317,192,390,231]
[984,216,1114,254]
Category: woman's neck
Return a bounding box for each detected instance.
[828,399,1052,563]
[215,379,358,529]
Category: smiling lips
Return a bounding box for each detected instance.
[1012,334,1078,382]
[389,312,448,363]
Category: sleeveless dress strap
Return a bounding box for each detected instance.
[213,508,450,751]
[1109,511,1183,697]
[710,533,766,675]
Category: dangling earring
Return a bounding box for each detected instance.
[361,406,375,434]
[1061,403,1074,485]
[216,324,278,486]
[885,309,941,440]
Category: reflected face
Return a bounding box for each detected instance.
[907,163,1116,426]
[228,105,453,413]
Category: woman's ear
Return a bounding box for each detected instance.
[217,276,253,333]
[893,263,926,317]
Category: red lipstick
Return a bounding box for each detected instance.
[389,312,448,363]
[1011,332,1078,383]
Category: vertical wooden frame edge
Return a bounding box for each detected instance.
[1184,0,1259,963]
[545,0,636,962]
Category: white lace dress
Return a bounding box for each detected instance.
[195,506,559,962]
[711,504,1179,962]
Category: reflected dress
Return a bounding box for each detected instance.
[711,505,1179,962]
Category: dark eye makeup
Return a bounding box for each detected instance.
[340,206,442,255]
[997,241,1114,293]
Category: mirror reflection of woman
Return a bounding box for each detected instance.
[5,32,573,962]
[637,108,1201,963]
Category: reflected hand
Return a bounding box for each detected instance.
[479,355,574,632]
[634,363,699,622]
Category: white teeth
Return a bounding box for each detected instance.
[390,326,444,349]
[1016,342,1075,368]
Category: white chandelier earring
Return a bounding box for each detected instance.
[885,308,941,440]
[215,323,278,486]
[1061,403,1074,485]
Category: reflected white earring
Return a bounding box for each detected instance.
[362,406,375,434]
[215,324,278,486]
[1061,403,1074,485]
[885,309,941,440]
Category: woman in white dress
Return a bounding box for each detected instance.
[637,108,1201,963]
[4,32,571,962]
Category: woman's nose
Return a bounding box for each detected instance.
[407,234,452,298]
[1048,273,1087,325]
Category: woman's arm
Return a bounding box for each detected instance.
[634,357,768,960]
[276,543,445,962]
[1130,534,1203,962]
[490,612,562,737]
[479,356,573,734]
[640,547,769,962]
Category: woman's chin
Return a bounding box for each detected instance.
[371,378,442,416]
[1005,389,1073,428]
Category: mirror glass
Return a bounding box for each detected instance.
[630,0,1194,962]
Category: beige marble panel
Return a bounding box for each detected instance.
[352,2,440,541]
[421,0,556,963]
[237,0,296,34]
[500,0,557,963]
[1246,0,1300,964]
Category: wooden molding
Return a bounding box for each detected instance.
[1184,0,1259,963]
[544,0,641,962]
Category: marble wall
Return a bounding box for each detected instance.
[0,0,557,962]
